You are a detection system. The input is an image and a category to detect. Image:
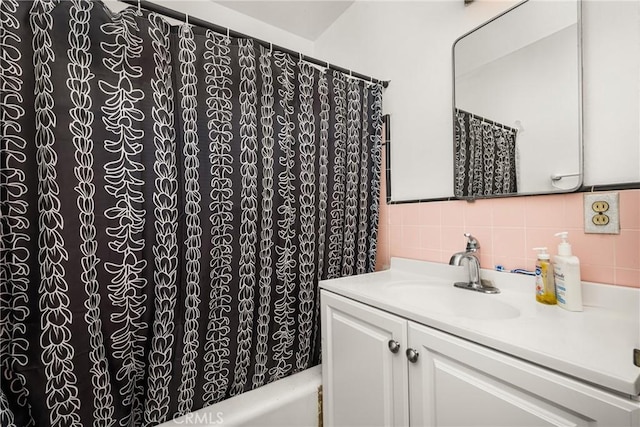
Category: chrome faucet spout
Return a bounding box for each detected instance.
[449,251,468,266]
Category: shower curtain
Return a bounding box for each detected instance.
[0,1,383,425]
[454,109,517,197]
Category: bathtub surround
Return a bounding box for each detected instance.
[160,366,322,427]
[0,1,383,425]
[376,185,640,288]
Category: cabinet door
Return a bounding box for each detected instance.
[408,322,640,427]
[321,291,409,427]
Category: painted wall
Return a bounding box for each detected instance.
[375,157,640,287]
[314,0,640,201]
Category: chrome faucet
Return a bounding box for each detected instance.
[449,233,499,294]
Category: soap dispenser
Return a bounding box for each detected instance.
[533,247,556,305]
[553,232,583,311]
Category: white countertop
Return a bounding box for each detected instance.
[319,258,640,397]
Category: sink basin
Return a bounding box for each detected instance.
[382,282,520,320]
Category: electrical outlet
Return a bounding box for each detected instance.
[584,192,620,234]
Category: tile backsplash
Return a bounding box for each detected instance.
[375,182,640,288]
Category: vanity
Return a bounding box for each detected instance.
[320,258,640,426]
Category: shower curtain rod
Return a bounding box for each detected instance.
[456,108,517,132]
[118,0,390,88]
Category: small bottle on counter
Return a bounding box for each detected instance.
[553,232,583,312]
[533,247,557,305]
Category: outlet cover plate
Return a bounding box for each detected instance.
[584,192,620,234]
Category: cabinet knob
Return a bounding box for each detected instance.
[406,348,419,363]
[388,339,401,354]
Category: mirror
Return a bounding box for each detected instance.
[453,0,582,199]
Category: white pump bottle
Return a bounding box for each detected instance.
[553,232,583,311]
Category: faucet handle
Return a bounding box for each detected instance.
[464,233,480,251]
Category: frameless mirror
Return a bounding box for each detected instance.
[453,0,582,199]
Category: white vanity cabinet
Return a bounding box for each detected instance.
[408,321,639,427]
[321,290,640,427]
[321,289,410,426]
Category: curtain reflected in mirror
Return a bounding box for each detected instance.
[454,109,518,198]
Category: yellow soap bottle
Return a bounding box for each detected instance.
[533,247,557,305]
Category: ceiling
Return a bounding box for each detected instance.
[213,1,355,40]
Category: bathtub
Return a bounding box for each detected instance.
[159,365,322,427]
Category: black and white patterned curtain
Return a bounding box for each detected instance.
[454,108,517,197]
[0,1,383,425]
